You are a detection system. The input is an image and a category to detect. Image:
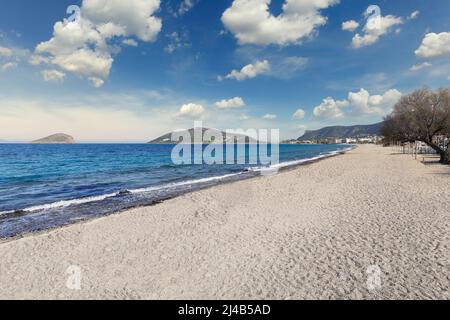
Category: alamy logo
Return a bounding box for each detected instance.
[366,265,382,291]
[66,265,82,291]
[170,122,280,176]
[66,5,81,24]
[365,5,382,30]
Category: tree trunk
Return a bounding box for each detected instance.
[425,141,449,164]
[422,140,450,164]
[443,151,450,164]
[445,141,450,165]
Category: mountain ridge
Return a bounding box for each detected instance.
[299,122,384,140]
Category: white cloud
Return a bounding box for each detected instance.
[89,77,105,88]
[177,103,205,119]
[82,0,162,42]
[292,108,305,119]
[415,32,450,58]
[33,0,162,85]
[239,114,250,121]
[1,62,17,71]
[220,60,270,81]
[122,38,138,47]
[352,14,403,48]
[221,0,339,46]
[215,97,246,109]
[313,88,402,119]
[342,20,359,32]
[347,88,401,116]
[409,10,420,20]
[263,114,277,120]
[410,62,432,72]
[0,46,12,57]
[313,97,348,119]
[42,69,66,82]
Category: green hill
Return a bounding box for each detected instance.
[299,122,383,140]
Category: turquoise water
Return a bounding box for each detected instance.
[0,143,352,238]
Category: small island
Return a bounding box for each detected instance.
[31,133,75,144]
[148,128,259,144]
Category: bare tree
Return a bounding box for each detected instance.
[381,88,450,164]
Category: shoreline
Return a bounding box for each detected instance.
[0,145,354,242]
[1,145,448,299]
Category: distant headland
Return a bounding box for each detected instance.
[31,133,75,144]
[148,128,259,144]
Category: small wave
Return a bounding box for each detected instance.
[1,172,245,215]
[129,172,244,194]
[247,146,353,172]
[0,210,15,216]
[3,192,119,215]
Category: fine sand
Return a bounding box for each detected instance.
[0,145,449,299]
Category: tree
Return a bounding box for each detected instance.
[381,88,450,164]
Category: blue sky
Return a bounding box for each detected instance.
[0,0,450,142]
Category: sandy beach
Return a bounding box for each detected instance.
[0,144,449,300]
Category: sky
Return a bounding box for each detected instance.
[0,0,450,142]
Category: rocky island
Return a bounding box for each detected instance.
[31,133,75,144]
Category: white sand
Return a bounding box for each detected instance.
[0,145,449,300]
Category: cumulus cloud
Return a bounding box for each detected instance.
[352,14,403,48]
[177,103,205,119]
[342,20,359,32]
[33,0,162,87]
[220,60,270,81]
[313,97,348,119]
[415,32,450,58]
[42,69,66,82]
[410,62,432,72]
[221,0,339,46]
[82,0,162,42]
[313,88,402,119]
[347,88,402,116]
[263,114,277,120]
[292,108,305,119]
[0,46,12,57]
[215,97,246,109]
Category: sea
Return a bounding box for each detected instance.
[0,143,353,238]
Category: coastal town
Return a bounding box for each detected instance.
[282,135,383,145]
